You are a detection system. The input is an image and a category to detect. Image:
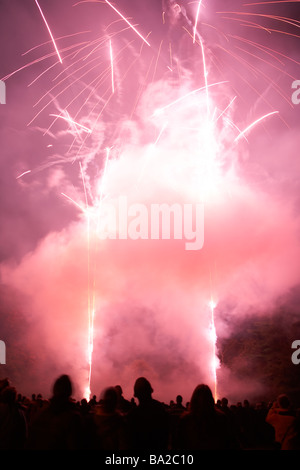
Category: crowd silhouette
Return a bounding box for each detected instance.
[0,375,299,451]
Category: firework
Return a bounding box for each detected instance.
[2,0,300,402]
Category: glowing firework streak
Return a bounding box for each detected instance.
[214,96,237,123]
[49,113,92,134]
[234,110,279,142]
[86,308,95,400]
[109,39,115,94]
[104,0,151,47]
[34,0,63,64]
[193,0,203,43]
[199,36,210,116]
[16,170,32,179]
[209,299,218,401]
[78,161,95,402]
[153,81,227,116]
[184,3,209,115]
[61,192,86,213]
[85,147,112,400]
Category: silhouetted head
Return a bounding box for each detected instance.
[189,384,215,417]
[101,387,118,413]
[221,397,228,407]
[133,377,153,401]
[277,394,290,410]
[0,378,10,393]
[1,386,17,404]
[115,385,122,397]
[176,394,183,405]
[52,374,72,399]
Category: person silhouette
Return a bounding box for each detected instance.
[178,384,236,449]
[93,386,126,450]
[114,385,132,415]
[26,374,83,450]
[126,377,169,450]
[0,385,27,450]
[266,394,300,449]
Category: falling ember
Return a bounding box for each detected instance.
[34,0,63,64]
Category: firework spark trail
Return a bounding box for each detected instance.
[211,43,289,127]
[49,113,92,134]
[217,10,300,41]
[193,0,203,43]
[230,34,300,70]
[104,0,151,47]
[79,160,94,401]
[234,110,279,142]
[152,82,227,117]
[244,1,300,4]
[21,30,90,57]
[26,59,108,127]
[84,146,112,399]
[214,96,237,123]
[199,36,210,116]
[191,5,220,394]
[16,170,32,180]
[60,192,86,213]
[34,0,63,64]
[109,39,115,94]
[231,39,298,82]
[27,31,138,134]
[67,30,153,162]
